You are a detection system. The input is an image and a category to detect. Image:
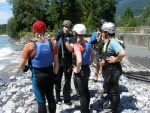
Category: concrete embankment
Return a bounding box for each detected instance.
[116,33,150,48]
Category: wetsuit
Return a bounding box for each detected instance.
[73,41,92,113]
[21,40,58,113]
[55,33,73,103]
[102,39,123,113]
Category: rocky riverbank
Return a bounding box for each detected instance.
[0,36,150,113]
[0,63,150,113]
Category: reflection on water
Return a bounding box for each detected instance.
[0,35,23,51]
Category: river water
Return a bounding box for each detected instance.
[0,35,23,92]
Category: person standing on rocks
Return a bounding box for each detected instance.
[72,24,96,113]
[54,20,74,104]
[89,19,107,82]
[19,21,59,113]
[100,22,126,113]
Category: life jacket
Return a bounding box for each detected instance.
[57,34,73,56]
[97,34,101,42]
[102,37,125,61]
[82,42,92,65]
[30,39,53,68]
[103,37,125,53]
[72,41,91,66]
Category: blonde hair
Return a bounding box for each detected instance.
[35,33,45,40]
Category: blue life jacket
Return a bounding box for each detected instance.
[31,40,53,68]
[82,42,92,65]
[57,34,73,55]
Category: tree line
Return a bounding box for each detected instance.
[4,0,119,39]
[0,0,150,39]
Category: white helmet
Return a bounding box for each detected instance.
[72,24,86,35]
[101,22,116,34]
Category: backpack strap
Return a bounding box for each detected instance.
[29,40,37,58]
[47,39,53,53]
[77,40,85,54]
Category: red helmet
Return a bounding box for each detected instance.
[33,21,46,33]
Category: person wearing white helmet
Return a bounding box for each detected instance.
[72,24,96,113]
[100,22,126,113]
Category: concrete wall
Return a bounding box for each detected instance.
[116,33,150,48]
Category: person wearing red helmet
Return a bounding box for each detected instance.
[19,21,59,113]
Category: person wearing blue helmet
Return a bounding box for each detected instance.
[89,19,107,82]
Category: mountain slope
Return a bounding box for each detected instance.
[116,0,150,16]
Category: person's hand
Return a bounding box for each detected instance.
[70,36,77,44]
[106,56,116,63]
[64,37,71,43]
[55,30,65,41]
[91,39,97,45]
[100,59,105,66]
[53,74,59,85]
[23,65,30,72]
[73,66,81,74]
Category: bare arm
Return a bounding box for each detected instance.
[64,41,73,52]
[19,59,28,70]
[53,54,59,74]
[89,48,96,66]
[106,49,126,63]
[73,51,82,73]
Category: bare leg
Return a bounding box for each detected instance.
[93,61,100,81]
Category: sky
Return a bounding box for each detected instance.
[0,0,13,24]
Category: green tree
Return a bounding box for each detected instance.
[7,0,49,37]
[46,0,83,29]
[6,17,18,39]
[81,0,118,29]
[119,7,136,27]
[6,0,119,39]
[140,1,150,26]
[0,24,7,34]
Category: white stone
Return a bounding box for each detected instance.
[132,90,137,95]
[71,110,81,113]
[0,107,4,113]
[16,107,25,113]
[135,87,143,93]
[25,99,32,105]
[0,82,5,86]
[9,76,15,80]
[136,95,143,101]
[2,96,9,102]
[4,110,12,113]
[12,94,18,100]
[2,100,16,111]
[136,101,145,108]
[8,87,20,93]
[0,92,6,99]
[7,92,12,96]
